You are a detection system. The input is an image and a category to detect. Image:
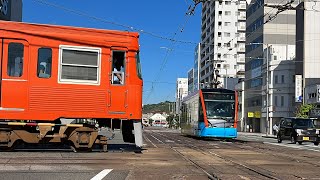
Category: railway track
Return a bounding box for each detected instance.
[144,131,319,179]
[144,129,283,180]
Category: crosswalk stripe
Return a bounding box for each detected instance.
[91,169,113,180]
[264,142,320,152]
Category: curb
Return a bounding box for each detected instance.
[262,135,277,139]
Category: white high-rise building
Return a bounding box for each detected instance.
[200,0,246,89]
[175,78,188,115]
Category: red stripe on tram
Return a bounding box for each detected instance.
[199,90,209,128]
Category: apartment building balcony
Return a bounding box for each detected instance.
[238,15,246,21]
[237,46,245,53]
[236,57,245,63]
[238,3,246,10]
[238,25,246,31]
[237,36,245,42]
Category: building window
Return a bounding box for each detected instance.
[224,32,231,37]
[225,1,231,5]
[224,22,231,26]
[37,48,52,78]
[274,75,278,84]
[275,96,278,107]
[8,42,24,77]
[218,32,222,37]
[225,11,231,15]
[281,96,284,107]
[281,75,285,83]
[59,45,101,84]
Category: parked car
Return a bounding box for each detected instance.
[277,117,320,146]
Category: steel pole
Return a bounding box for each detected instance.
[266,44,269,136]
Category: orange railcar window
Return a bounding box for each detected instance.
[58,45,101,85]
[37,48,52,78]
[135,52,142,79]
[7,43,24,77]
[111,51,125,85]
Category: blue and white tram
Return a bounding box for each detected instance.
[180,88,238,138]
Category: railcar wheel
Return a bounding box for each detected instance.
[122,121,135,143]
[0,140,19,152]
[122,129,135,143]
[298,141,303,145]
[314,142,319,146]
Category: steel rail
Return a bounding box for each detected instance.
[150,130,281,180]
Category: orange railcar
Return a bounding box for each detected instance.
[0,20,143,151]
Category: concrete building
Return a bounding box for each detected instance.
[296,1,320,104]
[150,113,167,127]
[187,68,194,94]
[245,0,298,134]
[193,43,201,92]
[0,0,22,21]
[200,0,246,89]
[235,80,245,131]
[175,78,188,115]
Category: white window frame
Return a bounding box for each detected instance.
[58,45,101,85]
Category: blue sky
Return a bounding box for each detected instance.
[23,0,202,105]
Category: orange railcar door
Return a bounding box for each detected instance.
[1,39,29,111]
[108,50,127,115]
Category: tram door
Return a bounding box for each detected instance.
[108,50,127,114]
[0,39,29,110]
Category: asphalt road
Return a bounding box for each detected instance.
[0,127,319,180]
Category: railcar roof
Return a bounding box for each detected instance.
[201,88,235,93]
[0,20,139,41]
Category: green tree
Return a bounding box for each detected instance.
[166,114,175,128]
[296,104,316,118]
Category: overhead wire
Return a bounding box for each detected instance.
[143,2,195,104]
[29,0,320,104]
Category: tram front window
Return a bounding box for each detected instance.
[205,101,234,118]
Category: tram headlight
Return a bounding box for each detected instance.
[316,130,320,135]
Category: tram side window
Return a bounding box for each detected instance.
[111,51,125,85]
[59,46,100,84]
[37,48,52,78]
[8,43,24,77]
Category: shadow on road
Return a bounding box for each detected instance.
[1,143,145,153]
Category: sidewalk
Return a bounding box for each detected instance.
[238,132,277,139]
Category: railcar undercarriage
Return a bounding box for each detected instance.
[0,118,143,152]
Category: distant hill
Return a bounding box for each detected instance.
[143,101,174,114]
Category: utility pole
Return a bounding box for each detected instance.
[266,44,269,136]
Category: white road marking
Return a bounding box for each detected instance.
[91,169,113,180]
[165,140,174,143]
[150,134,164,144]
[143,134,158,148]
[264,142,320,152]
